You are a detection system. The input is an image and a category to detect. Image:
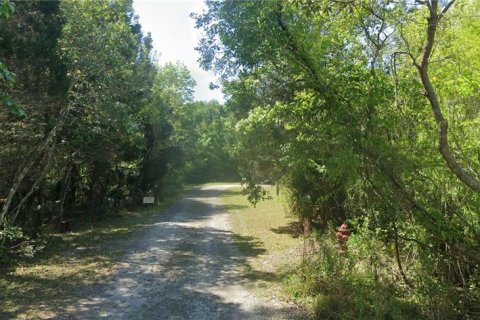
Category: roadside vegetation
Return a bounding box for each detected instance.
[0,195,178,319]
[225,184,477,319]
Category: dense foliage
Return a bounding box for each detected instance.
[0,0,231,262]
[195,0,480,318]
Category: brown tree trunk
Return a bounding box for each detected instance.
[303,218,315,259]
[414,0,480,192]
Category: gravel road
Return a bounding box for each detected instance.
[64,184,301,319]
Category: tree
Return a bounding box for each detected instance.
[0,0,24,116]
[139,62,195,195]
[195,0,480,316]
[406,0,480,192]
[0,0,158,232]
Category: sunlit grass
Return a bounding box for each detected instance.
[220,185,303,299]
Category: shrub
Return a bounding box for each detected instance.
[285,228,422,319]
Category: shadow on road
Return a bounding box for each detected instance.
[1,186,300,319]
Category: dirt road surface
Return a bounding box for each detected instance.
[64,184,301,319]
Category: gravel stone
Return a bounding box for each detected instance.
[63,184,303,319]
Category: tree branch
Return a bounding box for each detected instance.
[441,0,457,16]
[392,220,414,289]
[414,0,480,192]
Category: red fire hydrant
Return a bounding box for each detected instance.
[335,223,349,252]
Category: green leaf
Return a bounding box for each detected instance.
[1,94,26,117]
[0,0,15,18]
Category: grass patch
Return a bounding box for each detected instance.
[0,192,181,319]
[220,186,303,299]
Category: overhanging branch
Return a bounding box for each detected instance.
[413,0,480,192]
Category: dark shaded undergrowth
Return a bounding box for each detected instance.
[0,191,181,319]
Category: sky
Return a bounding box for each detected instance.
[132,0,224,103]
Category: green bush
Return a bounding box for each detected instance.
[0,224,46,265]
[285,224,480,319]
[285,230,422,319]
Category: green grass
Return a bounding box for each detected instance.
[0,193,180,319]
[220,186,303,299]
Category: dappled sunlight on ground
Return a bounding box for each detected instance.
[221,186,305,303]
[1,184,303,319]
